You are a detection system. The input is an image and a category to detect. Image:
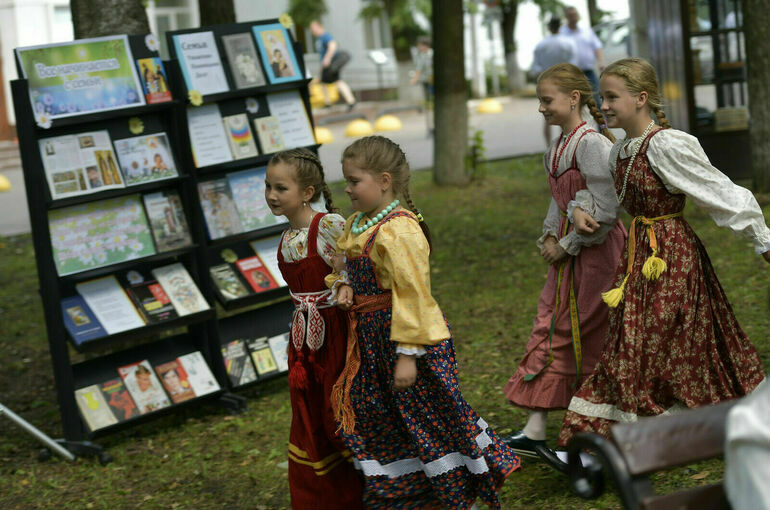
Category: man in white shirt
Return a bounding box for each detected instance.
[532,16,577,145]
[560,7,604,100]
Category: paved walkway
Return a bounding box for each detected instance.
[0,96,548,237]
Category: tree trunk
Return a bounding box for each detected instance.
[71,0,150,38]
[432,0,469,185]
[743,0,770,191]
[199,0,236,26]
[587,0,601,27]
[501,0,524,93]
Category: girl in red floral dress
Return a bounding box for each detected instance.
[558,58,770,447]
[264,148,363,509]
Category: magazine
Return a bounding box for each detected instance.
[117,360,171,415]
[266,91,316,149]
[221,340,258,386]
[60,295,107,345]
[247,337,279,376]
[100,378,138,422]
[39,130,124,199]
[136,57,172,104]
[142,190,193,252]
[248,235,287,287]
[154,359,196,404]
[122,270,179,324]
[198,178,244,239]
[223,113,259,159]
[177,351,220,396]
[227,168,283,231]
[187,104,233,167]
[75,384,119,431]
[221,32,266,89]
[235,255,279,293]
[209,264,250,300]
[114,133,178,186]
[75,275,146,335]
[268,333,290,373]
[253,116,285,154]
[151,263,210,316]
[172,31,229,95]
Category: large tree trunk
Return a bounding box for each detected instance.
[587,0,601,27]
[199,0,236,26]
[501,0,524,93]
[71,0,150,38]
[743,0,770,192]
[432,0,468,185]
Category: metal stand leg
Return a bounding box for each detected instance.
[0,402,75,461]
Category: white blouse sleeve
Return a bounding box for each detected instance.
[316,213,347,267]
[537,198,562,249]
[647,130,770,255]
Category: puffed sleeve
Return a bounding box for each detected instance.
[647,129,770,254]
[559,133,620,255]
[316,213,346,267]
[374,218,449,347]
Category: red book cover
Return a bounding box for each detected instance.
[235,255,279,293]
[100,378,138,422]
[154,359,196,404]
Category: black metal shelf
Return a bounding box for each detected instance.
[193,143,321,175]
[47,175,189,210]
[196,78,313,105]
[205,222,288,249]
[37,100,180,131]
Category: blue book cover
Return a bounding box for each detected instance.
[61,295,107,345]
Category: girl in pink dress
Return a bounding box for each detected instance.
[503,64,626,459]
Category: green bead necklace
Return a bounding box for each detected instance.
[351,199,400,235]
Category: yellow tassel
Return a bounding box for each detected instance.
[642,253,667,280]
[602,275,629,308]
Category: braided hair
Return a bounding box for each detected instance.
[342,136,432,250]
[268,148,337,213]
[602,57,672,129]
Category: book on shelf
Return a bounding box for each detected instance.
[100,377,138,422]
[154,359,196,404]
[227,167,284,231]
[122,270,179,324]
[223,113,259,160]
[114,132,178,186]
[60,295,107,345]
[151,263,210,316]
[187,104,233,168]
[209,263,250,300]
[142,190,193,252]
[221,339,258,386]
[74,384,119,431]
[221,32,266,89]
[268,332,290,373]
[235,255,279,293]
[247,337,279,377]
[136,57,173,104]
[48,194,156,276]
[177,351,220,396]
[248,235,287,287]
[39,130,124,199]
[172,31,229,95]
[252,23,302,85]
[117,360,171,415]
[75,275,146,335]
[266,91,316,150]
[198,178,244,239]
[253,115,285,154]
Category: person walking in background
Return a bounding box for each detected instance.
[310,20,356,111]
[532,17,577,146]
[560,6,604,102]
[410,36,434,135]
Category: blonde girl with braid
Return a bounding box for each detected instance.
[331,135,520,509]
[558,57,770,451]
[502,63,627,463]
[264,148,364,509]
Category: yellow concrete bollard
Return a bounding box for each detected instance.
[476,98,503,114]
[309,82,340,109]
[374,114,403,132]
[0,174,11,192]
[314,126,334,144]
[345,119,374,138]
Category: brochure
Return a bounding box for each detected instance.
[221,32,266,89]
[253,23,302,85]
[114,133,178,186]
[266,91,316,149]
[172,31,229,95]
[187,104,233,167]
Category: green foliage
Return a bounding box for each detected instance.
[466,128,487,179]
[359,0,429,61]
[288,0,328,27]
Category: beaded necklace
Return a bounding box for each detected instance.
[616,120,655,205]
[351,199,400,235]
[551,121,586,176]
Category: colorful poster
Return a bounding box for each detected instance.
[113,133,178,186]
[136,57,172,104]
[15,35,145,120]
[48,194,156,276]
[253,23,302,84]
[172,31,229,95]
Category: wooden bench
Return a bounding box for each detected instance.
[566,400,738,510]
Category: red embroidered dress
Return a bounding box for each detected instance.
[277,212,363,509]
[558,128,767,446]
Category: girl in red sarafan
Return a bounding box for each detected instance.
[558,57,770,448]
[264,148,363,509]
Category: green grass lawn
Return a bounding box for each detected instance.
[1,155,768,509]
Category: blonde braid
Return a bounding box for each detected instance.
[402,187,432,251]
[651,104,672,129]
[586,97,615,142]
[320,182,337,213]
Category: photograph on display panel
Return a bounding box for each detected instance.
[253,23,302,84]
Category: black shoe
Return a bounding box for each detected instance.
[502,430,546,458]
[534,445,569,474]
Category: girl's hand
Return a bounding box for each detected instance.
[763,250,770,264]
[393,354,417,390]
[331,253,346,273]
[337,285,354,310]
[542,240,568,265]
[573,208,600,235]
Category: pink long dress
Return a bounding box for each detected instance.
[505,126,627,410]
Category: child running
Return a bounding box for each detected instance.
[264,148,363,509]
[558,57,770,448]
[331,136,520,509]
[503,63,626,459]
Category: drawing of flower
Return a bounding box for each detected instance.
[279,13,293,29]
[35,112,52,129]
[245,97,259,113]
[129,117,145,134]
[145,33,160,52]
[188,89,203,106]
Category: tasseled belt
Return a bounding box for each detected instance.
[288,289,334,390]
[602,211,684,308]
[331,291,393,435]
